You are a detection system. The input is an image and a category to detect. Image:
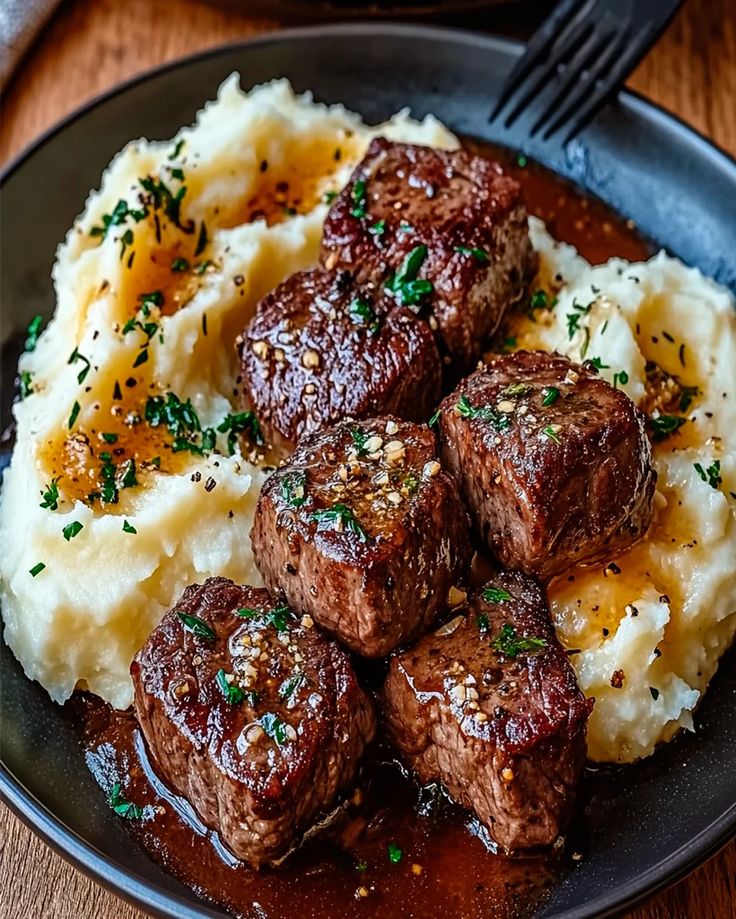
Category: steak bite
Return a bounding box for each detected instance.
[239,267,441,455]
[437,350,656,580]
[131,577,375,867]
[383,571,592,850]
[251,416,472,657]
[320,138,537,370]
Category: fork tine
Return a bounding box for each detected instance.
[489,0,590,122]
[531,23,623,138]
[502,13,596,130]
[561,24,654,143]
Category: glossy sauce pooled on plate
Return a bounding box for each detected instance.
[73,144,653,919]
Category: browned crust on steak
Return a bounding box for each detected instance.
[239,267,441,455]
[438,350,656,580]
[131,577,375,867]
[320,138,538,371]
[382,570,592,850]
[251,416,473,656]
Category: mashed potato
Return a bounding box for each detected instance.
[1,78,734,764]
[513,219,736,761]
[0,77,456,710]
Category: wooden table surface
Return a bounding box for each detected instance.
[1,0,734,917]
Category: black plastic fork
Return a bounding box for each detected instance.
[490,0,685,144]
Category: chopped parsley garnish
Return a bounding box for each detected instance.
[350,426,370,455]
[99,451,119,504]
[350,179,368,218]
[216,669,245,705]
[90,199,146,240]
[649,687,660,701]
[516,153,528,167]
[482,586,513,604]
[455,246,489,262]
[613,369,629,389]
[502,336,517,352]
[25,315,44,352]
[132,349,149,367]
[145,391,200,437]
[649,414,687,441]
[323,190,338,204]
[19,370,34,399]
[492,623,547,659]
[169,139,186,160]
[62,521,83,541]
[102,432,118,444]
[566,312,582,339]
[349,297,379,333]
[237,603,294,632]
[171,257,190,272]
[119,228,134,260]
[177,611,216,640]
[542,386,559,406]
[454,395,510,431]
[122,520,137,534]
[387,842,403,864]
[194,221,208,256]
[428,408,441,429]
[108,783,143,820]
[679,384,700,412]
[280,672,306,701]
[217,411,264,455]
[529,289,551,311]
[138,289,164,311]
[355,861,368,872]
[310,504,369,541]
[259,712,288,746]
[280,470,307,507]
[139,175,193,232]
[67,348,92,384]
[587,356,610,371]
[171,167,185,181]
[540,425,562,444]
[29,562,46,578]
[194,260,214,275]
[370,219,386,237]
[385,245,433,307]
[121,459,138,489]
[40,477,61,510]
[477,613,490,633]
[68,401,81,430]
[694,460,722,490]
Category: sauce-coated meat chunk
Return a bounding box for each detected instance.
[438,350,656,580]
[383,571,592,850]
[320,138,537,370]
[239,268,441,455]
[251,417,472,657]
[132,577,375,868]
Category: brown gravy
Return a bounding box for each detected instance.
[70,143,654,919]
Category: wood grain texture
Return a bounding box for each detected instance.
[0,0,734,917]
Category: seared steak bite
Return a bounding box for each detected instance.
[239,267,441,456]
[131,577,375,867]
[437,350,656,580]
[320,138,537,370]
[251,416,473,657]
[382,571,592,850]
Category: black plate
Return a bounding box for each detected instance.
[1,23,735,919]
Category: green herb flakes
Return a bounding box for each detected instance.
[428,409,442,429]
[171,257,190,272]
[492,623,547,659]
[280,672,306,701]
[259,712,288,746]
[108,782,143,820]
[482,586,513,604]
[649,414,687,442]
[694,459,722,490]
[29,562,46,578]
[387,842,403,864]
[540,425,562,444]
[542,386,559,406]
[310,504,369,542]
[454,395,511,432]
[19,370,34,399]
[280,470,307,507]
[122,520,137,534]
[25,315,44,352]
[349,297,379,333]
[613,370,629,389]
[177,611,216,640]
[40,477,61,510]
[455,246,489,262]
[350,179,368,219]
[385,245,433,307]
[217,411,264,455]
[216,669,245,705]
[62,521,83,541]
[68,401,81,430]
